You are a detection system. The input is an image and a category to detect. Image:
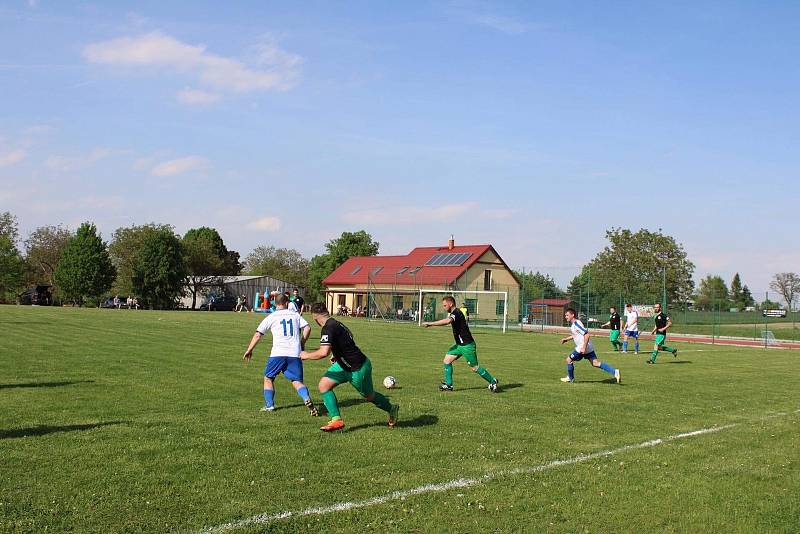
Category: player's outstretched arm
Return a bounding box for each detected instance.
[243,332,262,362]
[300,325,311,349]
[600,321,610,328]
[422,317,452,328]
[663,318,672,332]
[300,345,332,361]
[560,335,572,344]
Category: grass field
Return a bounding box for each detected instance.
[2,307,799,533]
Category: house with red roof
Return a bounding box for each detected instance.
[323,237,520,324]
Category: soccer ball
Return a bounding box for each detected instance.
[383,376,396,389]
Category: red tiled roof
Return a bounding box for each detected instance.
[530,298,571,306]
[323,245,494,287]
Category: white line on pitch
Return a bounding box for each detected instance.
[198,412,799,534]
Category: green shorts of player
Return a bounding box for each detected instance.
[324,358,376,397]
[610,330,621,343]
[651,333,677,362]
[655,333,668,347]
[447,342,479,366]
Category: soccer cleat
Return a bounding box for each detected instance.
[614,369,621,384]
[646,359,655,364]
[621,350,628,354]
[560,376,574,383]
[320,418,345,432]
[260,405,275,412]
[305,399,319,417]
[488,379,499,392]
[388,404,400,428]
[439,382,454,391]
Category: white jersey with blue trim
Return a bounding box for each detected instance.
[571,320,593,352]
[624,310,639,332]
[256,309,309,357]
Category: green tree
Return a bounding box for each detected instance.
[133,229,186,309]
[584,228,695,307]
[243,245,309,287]
[514,270,564,303]
[694,275,730,311]
[0,211,19,244]
[729,273,743,309]
[182,227,241,309]
[109,224,176,295]
[24,225,72,294]
[0,236,25,302]
[308,230,379,301]
[769,272,800,311]
[741,285,755,308]
[54,223,116,306]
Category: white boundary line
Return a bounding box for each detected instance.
[198,409,799,533]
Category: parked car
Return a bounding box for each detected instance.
[199,296,237,311]
[18,285,53,306]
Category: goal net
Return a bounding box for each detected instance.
[417,289,509,333]
[762,330,779,347]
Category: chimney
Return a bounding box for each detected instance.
[448,235,455,250]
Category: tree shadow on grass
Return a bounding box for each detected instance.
[0,380,95,390]
[0,420,126,440]
[346,414,439,432]
[665,360,693,364]
[456,382,524,393]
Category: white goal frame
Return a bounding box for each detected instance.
[417,289,509,333]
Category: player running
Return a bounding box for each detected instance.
[560,307,621,383]
[600,306,623,351]
[648,303,678,364]
[622,303,640,354]
[242,293,319,416]
[422,295,498,392]
[300,303,399,432]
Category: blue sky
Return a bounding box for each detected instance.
[1,1,798,295]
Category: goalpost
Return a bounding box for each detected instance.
[417,289,509,333]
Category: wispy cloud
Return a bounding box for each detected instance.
[448,1,531,35]
[0,149,26,168]
[83,31,303,100]
[342,202,479,226]
[44,147,113,172]
[245,216,282,232]
[150,155,209,177]
[176,87,221,106]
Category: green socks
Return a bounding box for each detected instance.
[371,392,393,413]
[663,345,676,353]
[321,390,340,419]
[476,366,495,384]
[443,363,453,386]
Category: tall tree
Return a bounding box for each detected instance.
[741,285,755,308]
[0,211,19,244]
[54,222,116,306]
[694,275,730,311]
[24,225,72,292]
[133,229,186,309]
[584,228,695,306]
[729,273,743,308]
[243,245,309,286]
[308,230,379,301]
[769,273,800,311]
[109,224,175,295]
[0,236,25,302]
[182,227,241,309]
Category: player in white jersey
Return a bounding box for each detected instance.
[243,293,319,415]
[559,307,621,383]
[622,303,640,353]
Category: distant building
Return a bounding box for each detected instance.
[323,237,520,324]
[180,275,304,309]
[526,298,572,326]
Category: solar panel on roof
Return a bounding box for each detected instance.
[425,252,472,267]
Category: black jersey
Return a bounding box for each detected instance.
[293,295,304,312]
[449,308,475,346]
[609,312,621,331]
[320,318,367,371]
[654,312,670,332]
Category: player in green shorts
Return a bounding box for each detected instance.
[648,302,678,364]
[422,295,498,392]
[600,306,623,351]
[300,303,399,432]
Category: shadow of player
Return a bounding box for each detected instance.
[346,414,439,432]
[0,420,126,440]
[456,382,524,393]
[0,380,95,390]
